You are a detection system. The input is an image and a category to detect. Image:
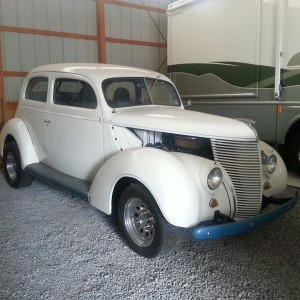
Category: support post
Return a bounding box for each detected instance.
[96,0,106,63]
[0,33,5,125]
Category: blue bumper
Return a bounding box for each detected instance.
[193,193,298,240]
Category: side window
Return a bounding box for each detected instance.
[53,78,97,109]
[25,77,48,102]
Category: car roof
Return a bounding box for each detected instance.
[29,63,169,82]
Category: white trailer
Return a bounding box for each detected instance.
[167,0,300,175]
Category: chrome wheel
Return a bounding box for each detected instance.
[123,197,155,247]
[3,141,34,188]
[6,152,17,181]
[119,184,171,258]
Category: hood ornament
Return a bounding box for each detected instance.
[235,118,259,141]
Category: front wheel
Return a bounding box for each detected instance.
[3,141,34,188]
[118,184,172,258]
[289,133,300,176]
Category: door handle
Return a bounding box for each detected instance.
[44,119,51,124]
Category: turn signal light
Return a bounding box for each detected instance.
[277,105,282,113]
[209,198,219,208]
[264,182,272,190]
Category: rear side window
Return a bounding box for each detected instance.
[25,77,48,102]
[53,78,97,109]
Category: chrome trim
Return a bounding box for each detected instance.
[181,100,282,105]
[181,93,257,99]
[211,139,262,220]
[222,172,236,218]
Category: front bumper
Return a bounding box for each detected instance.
[193,193,298,240]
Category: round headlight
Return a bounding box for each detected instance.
[207,168,222,190]
[267,154,277,174]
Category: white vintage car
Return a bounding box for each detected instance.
[0,64,297,257]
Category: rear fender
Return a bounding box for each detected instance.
[0,117,38,168]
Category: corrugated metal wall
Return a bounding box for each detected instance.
[105,0,168,71]
[0,0,97,100]
[0,0,171,123]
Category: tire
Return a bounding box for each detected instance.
[289,133,300,176]
[118,183,172,258]
[3,141,34,188]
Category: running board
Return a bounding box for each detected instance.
[25,163,91,201]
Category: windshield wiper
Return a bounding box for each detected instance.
[150,75,160,89]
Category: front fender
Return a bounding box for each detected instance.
[0,117,38,168]
[259,141,287,197]
[90,147,232,228]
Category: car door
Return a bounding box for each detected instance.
[46,74,104,181]
[17,76,50,164]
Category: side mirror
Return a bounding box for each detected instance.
[184,100,192,109]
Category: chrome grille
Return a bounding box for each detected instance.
[211,139,262,219]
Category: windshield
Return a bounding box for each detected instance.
[102,77,181,108]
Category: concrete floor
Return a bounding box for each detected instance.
[0,171,299,300]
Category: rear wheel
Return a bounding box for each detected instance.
[118,183,172,258]
[289,133,300,176]
[3,141,34,188]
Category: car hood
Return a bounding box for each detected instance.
[109,106,257,141]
